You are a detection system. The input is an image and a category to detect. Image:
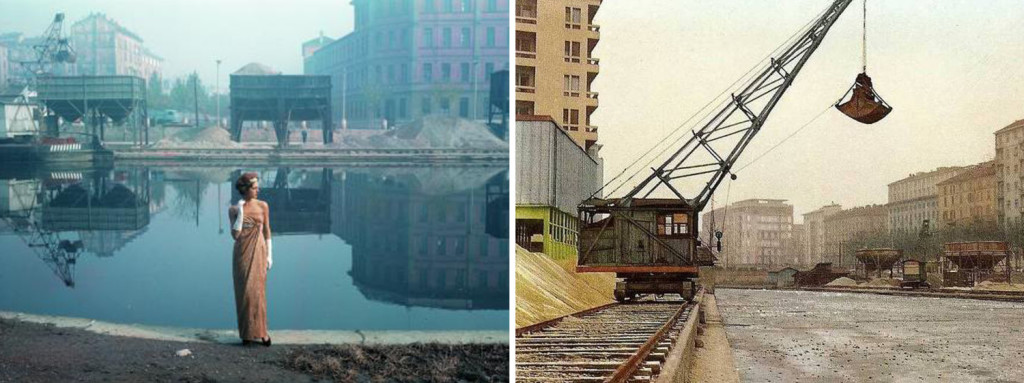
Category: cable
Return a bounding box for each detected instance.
[735,104,832,173]
[862,0,867,72]
[597,3,833,198]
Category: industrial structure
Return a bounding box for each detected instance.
[515,116,602,259]
[577,0,859,301]
[822,204,887,268]
[514,0,601,149]
[942,241,1011,287]
[854,248,902,278]
[303,0,509,129]
[37,75,148,144]
[229,66,332,147]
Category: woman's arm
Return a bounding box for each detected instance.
[262,201,272,240]
[229,206,240,240]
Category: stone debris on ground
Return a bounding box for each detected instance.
[153,126,241,149]
[825,277,857,287]
[337,116,507,150]
[175,348,192,357]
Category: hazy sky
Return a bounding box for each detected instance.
[0,0,355,85]
[592,0,1024,222]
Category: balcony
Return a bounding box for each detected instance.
[587,24,601,39]
[585,125,598,133]
[517,50,537,59]
[586,91,599,100]
[516,84,536,93]
[516,6,537,24]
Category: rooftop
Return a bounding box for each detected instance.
[994,119,1024,135]
[937,161,996,186]
[887,166,966,187]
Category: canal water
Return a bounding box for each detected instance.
[0,165,509,331]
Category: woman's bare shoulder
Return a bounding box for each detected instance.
[260,200,270,210]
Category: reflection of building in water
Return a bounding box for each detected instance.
[234,168,333,235]
[333,168,509,310]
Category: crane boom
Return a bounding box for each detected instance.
[620,0,853,211]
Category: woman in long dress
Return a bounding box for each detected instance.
[228,172,273,346]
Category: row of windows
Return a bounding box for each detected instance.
[344,94,486,120]
[423,27,500,48]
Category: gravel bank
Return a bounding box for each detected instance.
[717,288,1024,382]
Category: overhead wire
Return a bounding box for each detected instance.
[596,2,834,199]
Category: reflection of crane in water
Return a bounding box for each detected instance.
[1,169,151,287]
[0,177,82,287]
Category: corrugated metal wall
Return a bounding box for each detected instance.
[516,120,603,215]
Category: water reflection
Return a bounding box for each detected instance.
[0,164,508,330]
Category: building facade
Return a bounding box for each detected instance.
[515,116,602,259]
[0,43,8,87]
[70,13,162,81]
[995,119,1024,225]
[701,199,795,268]
[938,161,998,229]
[823,204,888,269]
[304,0,509,130]
[0,32,77,86]
[514,0,600,149]
[802,203,842,266]
[886,166,964,235]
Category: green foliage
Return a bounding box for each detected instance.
[148,73,229,117]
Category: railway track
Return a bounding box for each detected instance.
[516,294,698,382]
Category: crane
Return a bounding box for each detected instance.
[577,0,857,302]
[18,13,77,79]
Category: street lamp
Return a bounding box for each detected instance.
[216,59,222,128]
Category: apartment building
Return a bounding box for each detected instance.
[886,166,964,235]
[514,0,601,149]
[304,0,509,129]
[701,199,795,268]
[71,13,162,81]
[995,119,1024,225]
[802,203,842,265]
[938,161,998,229]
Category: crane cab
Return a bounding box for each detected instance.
[578,198,712,302]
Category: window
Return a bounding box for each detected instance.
[488,0,497,12]
[565,7,582,29]
[441,63,451,81]
[443,0,453,12]
[460,0,471,12]
[387,65,395,83]
[443,28,452,47]
[657,214,689,236]
[485,62,494,80]
[400,64,409,83]
[563,74,580,96]
[440,97,451,115]
[459,97,470,118]
[460,62,470,82]
[388,31,395,48]
[423,28,434,47]
[460,27,471,47]
[399,98,407,119]
[564,41,581,63]
[562,108,579,131]
[422,63,433,82]
[422,97,432,115]
[486,27,495,47]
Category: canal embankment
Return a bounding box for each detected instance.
[514,245,615,328]
[0,315,507,383]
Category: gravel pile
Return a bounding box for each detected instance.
[825,277,858,287]
[340,116,507,150]
[153,126,241,149]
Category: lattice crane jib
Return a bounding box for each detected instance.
[618,0,854,213]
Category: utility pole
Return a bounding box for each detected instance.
[216,59,222,128]
[342,66,347,130]
[193,70,200,130]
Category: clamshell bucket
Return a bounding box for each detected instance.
[836,72,891,124]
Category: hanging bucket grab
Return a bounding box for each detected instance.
[835,72,892,124]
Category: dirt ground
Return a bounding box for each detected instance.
[0,318,508,383]
[716,288,1024,382]
[689,293,740,383]
[514,246,615,327]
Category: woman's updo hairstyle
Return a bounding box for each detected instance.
[235,172,259,196]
